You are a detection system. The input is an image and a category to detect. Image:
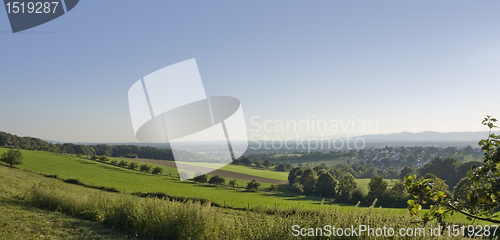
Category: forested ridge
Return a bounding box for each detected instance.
[0,131,174,160]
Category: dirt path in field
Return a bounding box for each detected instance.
[125,158,288,185]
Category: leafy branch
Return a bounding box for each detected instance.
[405,115,500,224]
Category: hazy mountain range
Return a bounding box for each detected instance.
[44,131,499,149]
[353,131,497,142]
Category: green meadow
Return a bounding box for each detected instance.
[1,148,492,225]
[0,161,129,239]
[0,148,359,211]
[179,161,289,181]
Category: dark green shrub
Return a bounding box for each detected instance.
[99,155,109,162]
[139,164,151,173]
[268,184,278,191]
[117,160,128,167]
[1,148,23,168]
[152,167,163,174]
[228,179,237,188]
[208,175,225,185]
[246,180,260,192]
[128,162,139,170]
[291,182,304,194]
[193,174,208,183]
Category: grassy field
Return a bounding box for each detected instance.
[0,148,361,211]
[0,165,466,239]
[94,156,273,188]
[1,148,496,228]
[179,161,289,181]
[24,150,278,188]
[0,148,405,212]
[0,164,130,239]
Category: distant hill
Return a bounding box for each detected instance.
[45,131,500,151]
[355,131,498,142]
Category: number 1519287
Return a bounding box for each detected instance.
[5,2,59,14]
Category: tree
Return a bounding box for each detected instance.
[421,173,449,193]
[454,161,481,183]
[128,162,139,170]
[418,157,460,187]
[368,175,388,199]
[389,181,407,200]
[208,175,225,185]
[453,177,471,201]
[152,167,163,174]
[90,155,98,161]
[313,164,327,172]
[405,116,500,224]
[291,182,304,194]
[329,167,345,180]
[110,160,118,166]
[276,163,286,172]
[99,155,109,162]
[299,168,317,194]
[1,148,22,168]
[268,184,278,191]
[386,166,399,180]
[139,164,151,173]
[246,180,260,191]
[315,170,337,198]
[362,167,378,178]
[254,159,263,167]
[398,166,413,180]
[263,160,272,168]
[338,173,357,200]
[228,179,237,188]
[240,156,252,166]
[193,174,208,183]
[288,167,304,186]
[117,160,128,168]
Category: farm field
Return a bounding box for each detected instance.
[124,158,287,184]
[177,161,289,181]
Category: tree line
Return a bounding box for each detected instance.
[0,131,174,160]
[287,157,480,208]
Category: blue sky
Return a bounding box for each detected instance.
[1,1,499,142]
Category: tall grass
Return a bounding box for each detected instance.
[23,181,460,239]
[23,181,227,239]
